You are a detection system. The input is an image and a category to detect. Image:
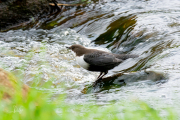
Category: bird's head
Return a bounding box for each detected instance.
[67,44,86,56]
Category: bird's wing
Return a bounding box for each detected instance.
[84,52,123,66]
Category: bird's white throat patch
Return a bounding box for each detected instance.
[76,55,89,70]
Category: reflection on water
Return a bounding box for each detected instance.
[1,0,180,112]
[93,15,137,50]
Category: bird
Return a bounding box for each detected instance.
[67,44,138,84]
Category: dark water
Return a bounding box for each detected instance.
[1,0,180,111]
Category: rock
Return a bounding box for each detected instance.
[0,68,29,100]
[0,0,51,31]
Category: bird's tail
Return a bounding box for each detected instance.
[115,54,139,60]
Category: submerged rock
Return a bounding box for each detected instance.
[83,70,167,93]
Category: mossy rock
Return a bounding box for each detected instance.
[0,68,29,100]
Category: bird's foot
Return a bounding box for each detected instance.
[92,78,102,86]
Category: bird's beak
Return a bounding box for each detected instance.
[66,46,70,49]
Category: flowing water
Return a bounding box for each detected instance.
[1,0,180,111]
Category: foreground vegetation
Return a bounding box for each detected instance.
[0,78,177,120]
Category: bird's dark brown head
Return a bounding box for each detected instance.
[67,44,87,56]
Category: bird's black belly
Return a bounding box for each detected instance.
[87,63,120,72]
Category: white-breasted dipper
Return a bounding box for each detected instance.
[67,44,138,82]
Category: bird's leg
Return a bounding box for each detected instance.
[99,71,108,80]
[97,72,103,79]
[93,72,103,86]
[93,71,108,86]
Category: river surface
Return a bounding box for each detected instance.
[1,0,180,112]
